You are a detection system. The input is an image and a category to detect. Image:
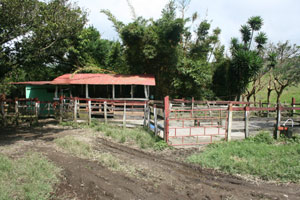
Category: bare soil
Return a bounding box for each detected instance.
[0,119,299,200]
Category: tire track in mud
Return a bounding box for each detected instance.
[95,137,300,200]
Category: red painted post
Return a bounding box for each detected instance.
[164,96,170,143]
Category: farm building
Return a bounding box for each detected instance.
[12,74,156,101]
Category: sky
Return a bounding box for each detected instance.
[71,0,300,50]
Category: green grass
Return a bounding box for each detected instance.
[187,132,300,182]
[0,152,61,200]
[54,135,92,157]
[60,120,170,151]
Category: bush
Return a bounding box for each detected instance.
[153,140,170,151]
[249,132,274,144]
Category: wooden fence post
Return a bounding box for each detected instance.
[292,97,295,116]
[15,99,19,125]
[73,98,77,123]
[154,105,158,135]
[88,100,91,125]
[143,103,147,127]
[123,102,126,128]
[35,101,39,116]
[47,102,51,117]
[59,96,63,123]
[1,101,6,126]
[164,96,170,143]
[34,101,39,124]
[275,103,281,139]
[244,106,250,138]
[192,97,194,118]
[104,101,108,124]
[259,100,262,116]
[15,99,19,114]
[147,102,151,129]
[226,103,233,142]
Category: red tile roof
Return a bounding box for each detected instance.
[12,74,156,86]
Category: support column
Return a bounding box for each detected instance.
[131,85,134,99]
[85,84,89,98]
[112,85,115,99]
[55,86,58,98]
[144,85,149,99]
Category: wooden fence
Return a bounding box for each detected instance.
[1,96,300,147]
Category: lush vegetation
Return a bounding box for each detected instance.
[0,152,61,200]
[1,0,299,102]
[187,132,300,182]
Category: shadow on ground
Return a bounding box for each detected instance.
[0,119,70,146]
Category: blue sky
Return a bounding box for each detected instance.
[71,0,300,50]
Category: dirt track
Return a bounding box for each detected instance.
[0,120,300,200]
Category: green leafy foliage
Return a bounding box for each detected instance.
[103,1,223,99]
[213,16,266,100]
[0,0,87,95]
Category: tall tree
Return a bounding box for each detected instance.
[268,41,300,103]
[102,0,222,99]
[0,0,87,94]
[213,16,267,100]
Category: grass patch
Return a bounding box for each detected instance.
[55,135,92,157]
[54,135,135,173]
[187,132,300,182]
[0,152,61,200]
[60,119,170,151]
[93,122,170,150]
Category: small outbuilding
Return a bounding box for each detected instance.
[13,73,156,101]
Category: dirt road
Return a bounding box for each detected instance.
[0,120,299,200]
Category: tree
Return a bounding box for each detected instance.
[213,16,267,100]
[0,0,87,94]
[268,41,300,103]
[102,0,223,99]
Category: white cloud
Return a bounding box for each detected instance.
[72,0,300,47]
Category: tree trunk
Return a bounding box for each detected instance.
[276,90,283,104]
[267,88,272,104]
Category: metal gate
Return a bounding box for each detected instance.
[164,97,228,146]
